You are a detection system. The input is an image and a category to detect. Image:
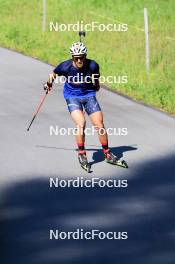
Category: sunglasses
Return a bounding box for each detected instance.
[73,56,85,61]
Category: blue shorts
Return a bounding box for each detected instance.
[66,96,102,115]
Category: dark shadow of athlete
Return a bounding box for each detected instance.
[90,145,137,166]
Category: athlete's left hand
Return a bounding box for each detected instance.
[93,85,100,91]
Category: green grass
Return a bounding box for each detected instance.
[0,0,175,114]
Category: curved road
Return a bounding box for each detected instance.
[0,47,175,264]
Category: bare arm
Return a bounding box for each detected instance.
[48,72,57,86]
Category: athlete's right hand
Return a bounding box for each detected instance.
[43,82,52,92]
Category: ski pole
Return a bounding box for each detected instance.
[79,31,86,42]
[27,89,50,131]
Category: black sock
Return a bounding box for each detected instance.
[102,144,109,153]
[78,143,85,153]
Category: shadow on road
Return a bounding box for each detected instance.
[0,153,175,264]
[35,145,137,166]
[91,145,137,165]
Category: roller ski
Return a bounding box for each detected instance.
[78,151,91,173]
[104,150,128,169]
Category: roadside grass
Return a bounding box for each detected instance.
[0,0,174,114]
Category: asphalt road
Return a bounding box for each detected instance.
[0,47,175,264]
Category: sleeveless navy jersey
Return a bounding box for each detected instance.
[53,59,100,99]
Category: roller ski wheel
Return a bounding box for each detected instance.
[105,150,128,169]
[78,152,91,173]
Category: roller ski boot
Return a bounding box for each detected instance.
[104,150,128,168]
[78,151,91,173]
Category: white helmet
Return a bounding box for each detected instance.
[70,42,87,56]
